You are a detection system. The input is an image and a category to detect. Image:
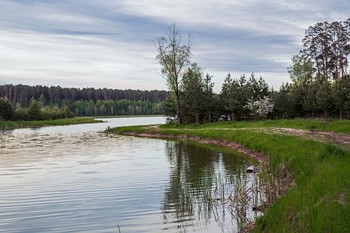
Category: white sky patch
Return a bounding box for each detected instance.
[0,30,164,90]
[112,0,320,36]
[40,14,94,25]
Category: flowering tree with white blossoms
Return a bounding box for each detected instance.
[245,96,274,119]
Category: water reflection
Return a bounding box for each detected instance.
[0,117,260,233]
[162,141,251,232]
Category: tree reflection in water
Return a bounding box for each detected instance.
[161,140,259,233]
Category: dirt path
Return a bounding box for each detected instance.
[146,125,350,149]
[182,126,350,150]
[255,127,350,150]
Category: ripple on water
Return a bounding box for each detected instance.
[0,118,254,233]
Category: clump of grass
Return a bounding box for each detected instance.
[210,159,294,232]
[320,143,346,160]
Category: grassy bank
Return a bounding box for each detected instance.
[0,117,102,130]
[160,118,350,135]
[108,120,350,232]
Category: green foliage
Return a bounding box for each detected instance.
[220,73,271,120]
[281,18,350,119]
[155,24,192,123]
[0,98,14,121]
[13,101,75,121]
[70,99,164,116]
[60,105,74,118]
[179,63,217,124]
[27,98,41,120]
[271,84,295,118]
[4,92,164,120]
[301,19,350,80]
[274,55,350,119]
[163,97,177,121]
[203,73,217,122]
[201,19,350,121]
[181,63,204,124]
[334,75,350,118]
[14,103,28,121]
[41,105,73,120]
[288,55,314,85]
[163,63,217,124]
[0,84,168,107]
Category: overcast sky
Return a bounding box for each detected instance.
[0,0,349,92]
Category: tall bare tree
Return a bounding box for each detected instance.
[155,24,192,123]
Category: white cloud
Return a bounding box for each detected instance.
[110,0,306,35]
[0,30,163,90]
[0,0,349,91]
[40,14,94,25]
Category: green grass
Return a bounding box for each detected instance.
[108,120,350,232]
[160,118,350,135]
[0,117,103,130]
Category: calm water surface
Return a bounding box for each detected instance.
[0,117,255,233]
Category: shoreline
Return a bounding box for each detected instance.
[109,122,350,232]
[117,130,283,233]
[0,117,103,130]
[122,131,266,162]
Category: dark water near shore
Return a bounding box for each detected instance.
[0,117,256,233]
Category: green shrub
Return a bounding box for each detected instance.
[27,99,42,120]
[0,98,14,120]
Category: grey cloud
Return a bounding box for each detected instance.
[0,0,348,90]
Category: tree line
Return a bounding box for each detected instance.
[0,85,168,120]
[0,97,74,121]
[0,84,168,107]
[157,20,350,124]
[70,99,165,116]
[1,19,349,122]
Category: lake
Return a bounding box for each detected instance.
[0,117,258,233]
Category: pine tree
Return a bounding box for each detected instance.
[0,98,14,121]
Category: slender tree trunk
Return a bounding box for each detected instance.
[324,110,329,120]
[195,112,199,124]
[175,92,181,124]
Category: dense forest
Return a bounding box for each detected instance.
[158,19,350,124]
[0,85,168,106]
[0,85,168,120]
